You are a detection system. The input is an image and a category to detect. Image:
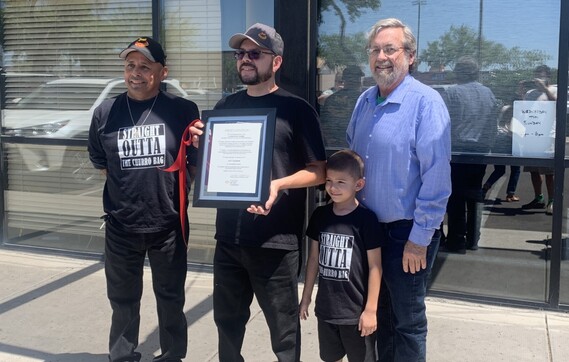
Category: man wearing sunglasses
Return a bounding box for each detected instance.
[190,23,326,362]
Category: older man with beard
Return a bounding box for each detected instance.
[346,18,451,361]
[191,23,326,362]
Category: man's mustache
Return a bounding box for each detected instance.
[239,64,257,71]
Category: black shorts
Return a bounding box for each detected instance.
[317,319,376,362]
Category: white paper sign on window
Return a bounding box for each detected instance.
[511,100,555,158]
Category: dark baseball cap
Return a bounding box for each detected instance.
[228,23,284,56]
[119,37,166,66]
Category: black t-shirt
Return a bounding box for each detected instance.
[88,91,200,232]
[305,203,383,324]
[214,88,326,250]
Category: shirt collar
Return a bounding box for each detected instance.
[364,74,413,105]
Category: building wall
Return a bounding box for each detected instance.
[1,0,568,309]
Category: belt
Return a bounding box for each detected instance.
[380,219,413,229]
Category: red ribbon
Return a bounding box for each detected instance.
[162,119,201,246]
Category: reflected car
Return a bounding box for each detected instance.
[1,78,198,176]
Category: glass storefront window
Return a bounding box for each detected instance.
[560,63,569,307]
[0,0,275,264]
[561,181,569,305]
[317,1,561,157]
[1,0,568,307]
[317,0,561,304]
[1,0,153,256]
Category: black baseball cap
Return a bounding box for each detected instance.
[228,23,284,56]
[119,37,166,66]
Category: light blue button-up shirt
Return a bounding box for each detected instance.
[347,75,451,246]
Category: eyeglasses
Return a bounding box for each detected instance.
[366,46,405,57]
[234,49,275,60]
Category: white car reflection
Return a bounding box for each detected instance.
[1,78,217,176]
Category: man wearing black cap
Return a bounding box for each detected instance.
[191,23,326,361]
[88,37,200,362]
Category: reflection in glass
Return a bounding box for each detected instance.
[560,62,569,307]
[2,79,188,142]
[317,1,561,157]
[13,82,120,111]
[443,56,498,254]
[319,65,364,149]
[317,0,561,304]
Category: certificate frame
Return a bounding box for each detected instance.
[193,108,276,208]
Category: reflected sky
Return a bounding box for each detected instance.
[319,0,560,70]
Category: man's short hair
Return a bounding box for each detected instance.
[454,56,479,83]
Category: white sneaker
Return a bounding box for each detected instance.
[546,201,553,215]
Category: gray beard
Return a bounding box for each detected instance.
[373,70,397,90]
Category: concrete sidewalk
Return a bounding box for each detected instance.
[0,247,567,362]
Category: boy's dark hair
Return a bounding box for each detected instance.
[327,149,364,179]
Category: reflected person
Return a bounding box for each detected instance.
[320,65,364,149]
[442,56,499,253]
[521,65,557,215]
[482,93,521,202]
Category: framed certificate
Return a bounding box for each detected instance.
[193,108,276,208]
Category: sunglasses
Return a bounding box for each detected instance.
[234,49,275,60]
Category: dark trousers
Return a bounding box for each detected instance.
[213,242,301,362]
[105,219,188,362]
[447,163,487,249]
[376,221,440,362]
[484,165,521,195]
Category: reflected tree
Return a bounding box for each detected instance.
[320,0,381,39]
[319,32,369,69]
[319,0,380,67]
[420,25,549,71]
[421,25,553,104]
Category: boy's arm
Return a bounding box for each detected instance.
[299,238,320,320]
[359,247,382,336]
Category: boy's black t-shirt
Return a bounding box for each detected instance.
[213,88,326,250]
[306,203,383,324]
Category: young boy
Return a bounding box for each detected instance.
[300,149,383,362]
